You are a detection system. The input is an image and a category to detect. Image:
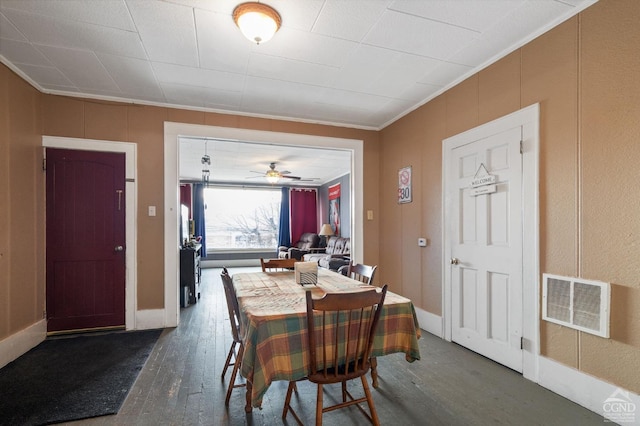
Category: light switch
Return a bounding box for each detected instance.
[148,206,156,216]
[367,210,374,220]
[418,238,427,247]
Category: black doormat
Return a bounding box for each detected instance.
[0,328,162,426]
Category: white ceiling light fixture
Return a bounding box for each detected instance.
[233,2,281,45]
[265,168,280,184]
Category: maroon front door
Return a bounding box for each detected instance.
[46,148,126,332]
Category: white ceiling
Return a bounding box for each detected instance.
[179,136,352,186]
[0,0,597,131]
[1,0,597,186]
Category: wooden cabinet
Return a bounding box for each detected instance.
[180,244,201,307]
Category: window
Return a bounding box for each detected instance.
[204,187,281,251]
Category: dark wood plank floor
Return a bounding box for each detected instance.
[66,267,604,426]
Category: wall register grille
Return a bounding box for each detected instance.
[542,273,610,338]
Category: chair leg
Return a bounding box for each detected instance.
[282,381,295,419]
[222,340,237,379]
[225,343,244,406]
[315,383,324,426]
[360,375,380,426]
[341,381,347,402]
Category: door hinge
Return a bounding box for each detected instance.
[520,336,524,350]
[519,140,523,154]
[42,158,46,171]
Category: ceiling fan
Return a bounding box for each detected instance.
[249,162,316,183]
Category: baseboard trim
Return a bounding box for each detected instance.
[0,320,47,369]
[135,309,167,330]
[414,307,443,338]
[410,309,639,421]
[538,355,639,422]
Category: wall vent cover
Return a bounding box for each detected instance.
[542,273,610,338]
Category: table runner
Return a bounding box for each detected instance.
[233,268,421,409]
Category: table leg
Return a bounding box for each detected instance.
[370,357,378,388]
[245,381,253,413]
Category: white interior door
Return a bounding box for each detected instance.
[447,126,524,372]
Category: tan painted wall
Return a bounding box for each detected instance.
[0,67,379,338]
[0,65,44,338]
[379,0,640,393]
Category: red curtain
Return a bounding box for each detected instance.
[289,188,317,244]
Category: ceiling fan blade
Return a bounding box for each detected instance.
[280,170,292,174]
[249,170,265,174]
[281,175,301,180]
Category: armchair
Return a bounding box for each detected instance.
[277,232,321,260]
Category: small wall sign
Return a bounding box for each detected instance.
[471,174,496,187]
[398,166,412,204]
[470,163,497,197]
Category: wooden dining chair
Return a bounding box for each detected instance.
[260,257,297,271]
[282,285,388,426]
[220,269,246,405]
[346,263,378,285]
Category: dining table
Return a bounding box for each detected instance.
[232,267,421,412]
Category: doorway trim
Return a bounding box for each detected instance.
[42,136,138,330]
[164,122,364,328]
[441,103,539,381]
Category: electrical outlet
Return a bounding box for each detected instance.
[418,238,427,247]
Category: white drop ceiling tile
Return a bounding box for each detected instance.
[364,9,478,60]
[1,8,147,59]
[329,45,398,92]
[202,89,243,109]
[36,45,118,91]
[448,39,501,68]
[0,11,26,41]
[552,0,589,6]
[164,83,242,110]
[257,27,357,68]
[162,0,228,13]
[498,0,575,39]
[195,9,252,73]
[162,83,207,107]
[0,38,51,67]
[368,54,441,99]
[267,0,325,31]
[312,0,390,42]
[126,0,198,66]
[307,101,375,127]
[449,0,574,67]
[97,53,164,99]
[239,79,321,118]
[14,63,73,86]
[390,0,526,32]
[418,61,473,86]
[247,53,338,87]
[394,81,442,104]
[1,0,136,30]
[243,75,326,103]
[153,62,246,91]
[319,86,390,111]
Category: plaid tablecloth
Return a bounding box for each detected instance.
[233,268,421,408]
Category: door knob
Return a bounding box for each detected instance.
[450,258,459,265]
[114,245,124,252]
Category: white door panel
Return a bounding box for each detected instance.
[449,126,523,372]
